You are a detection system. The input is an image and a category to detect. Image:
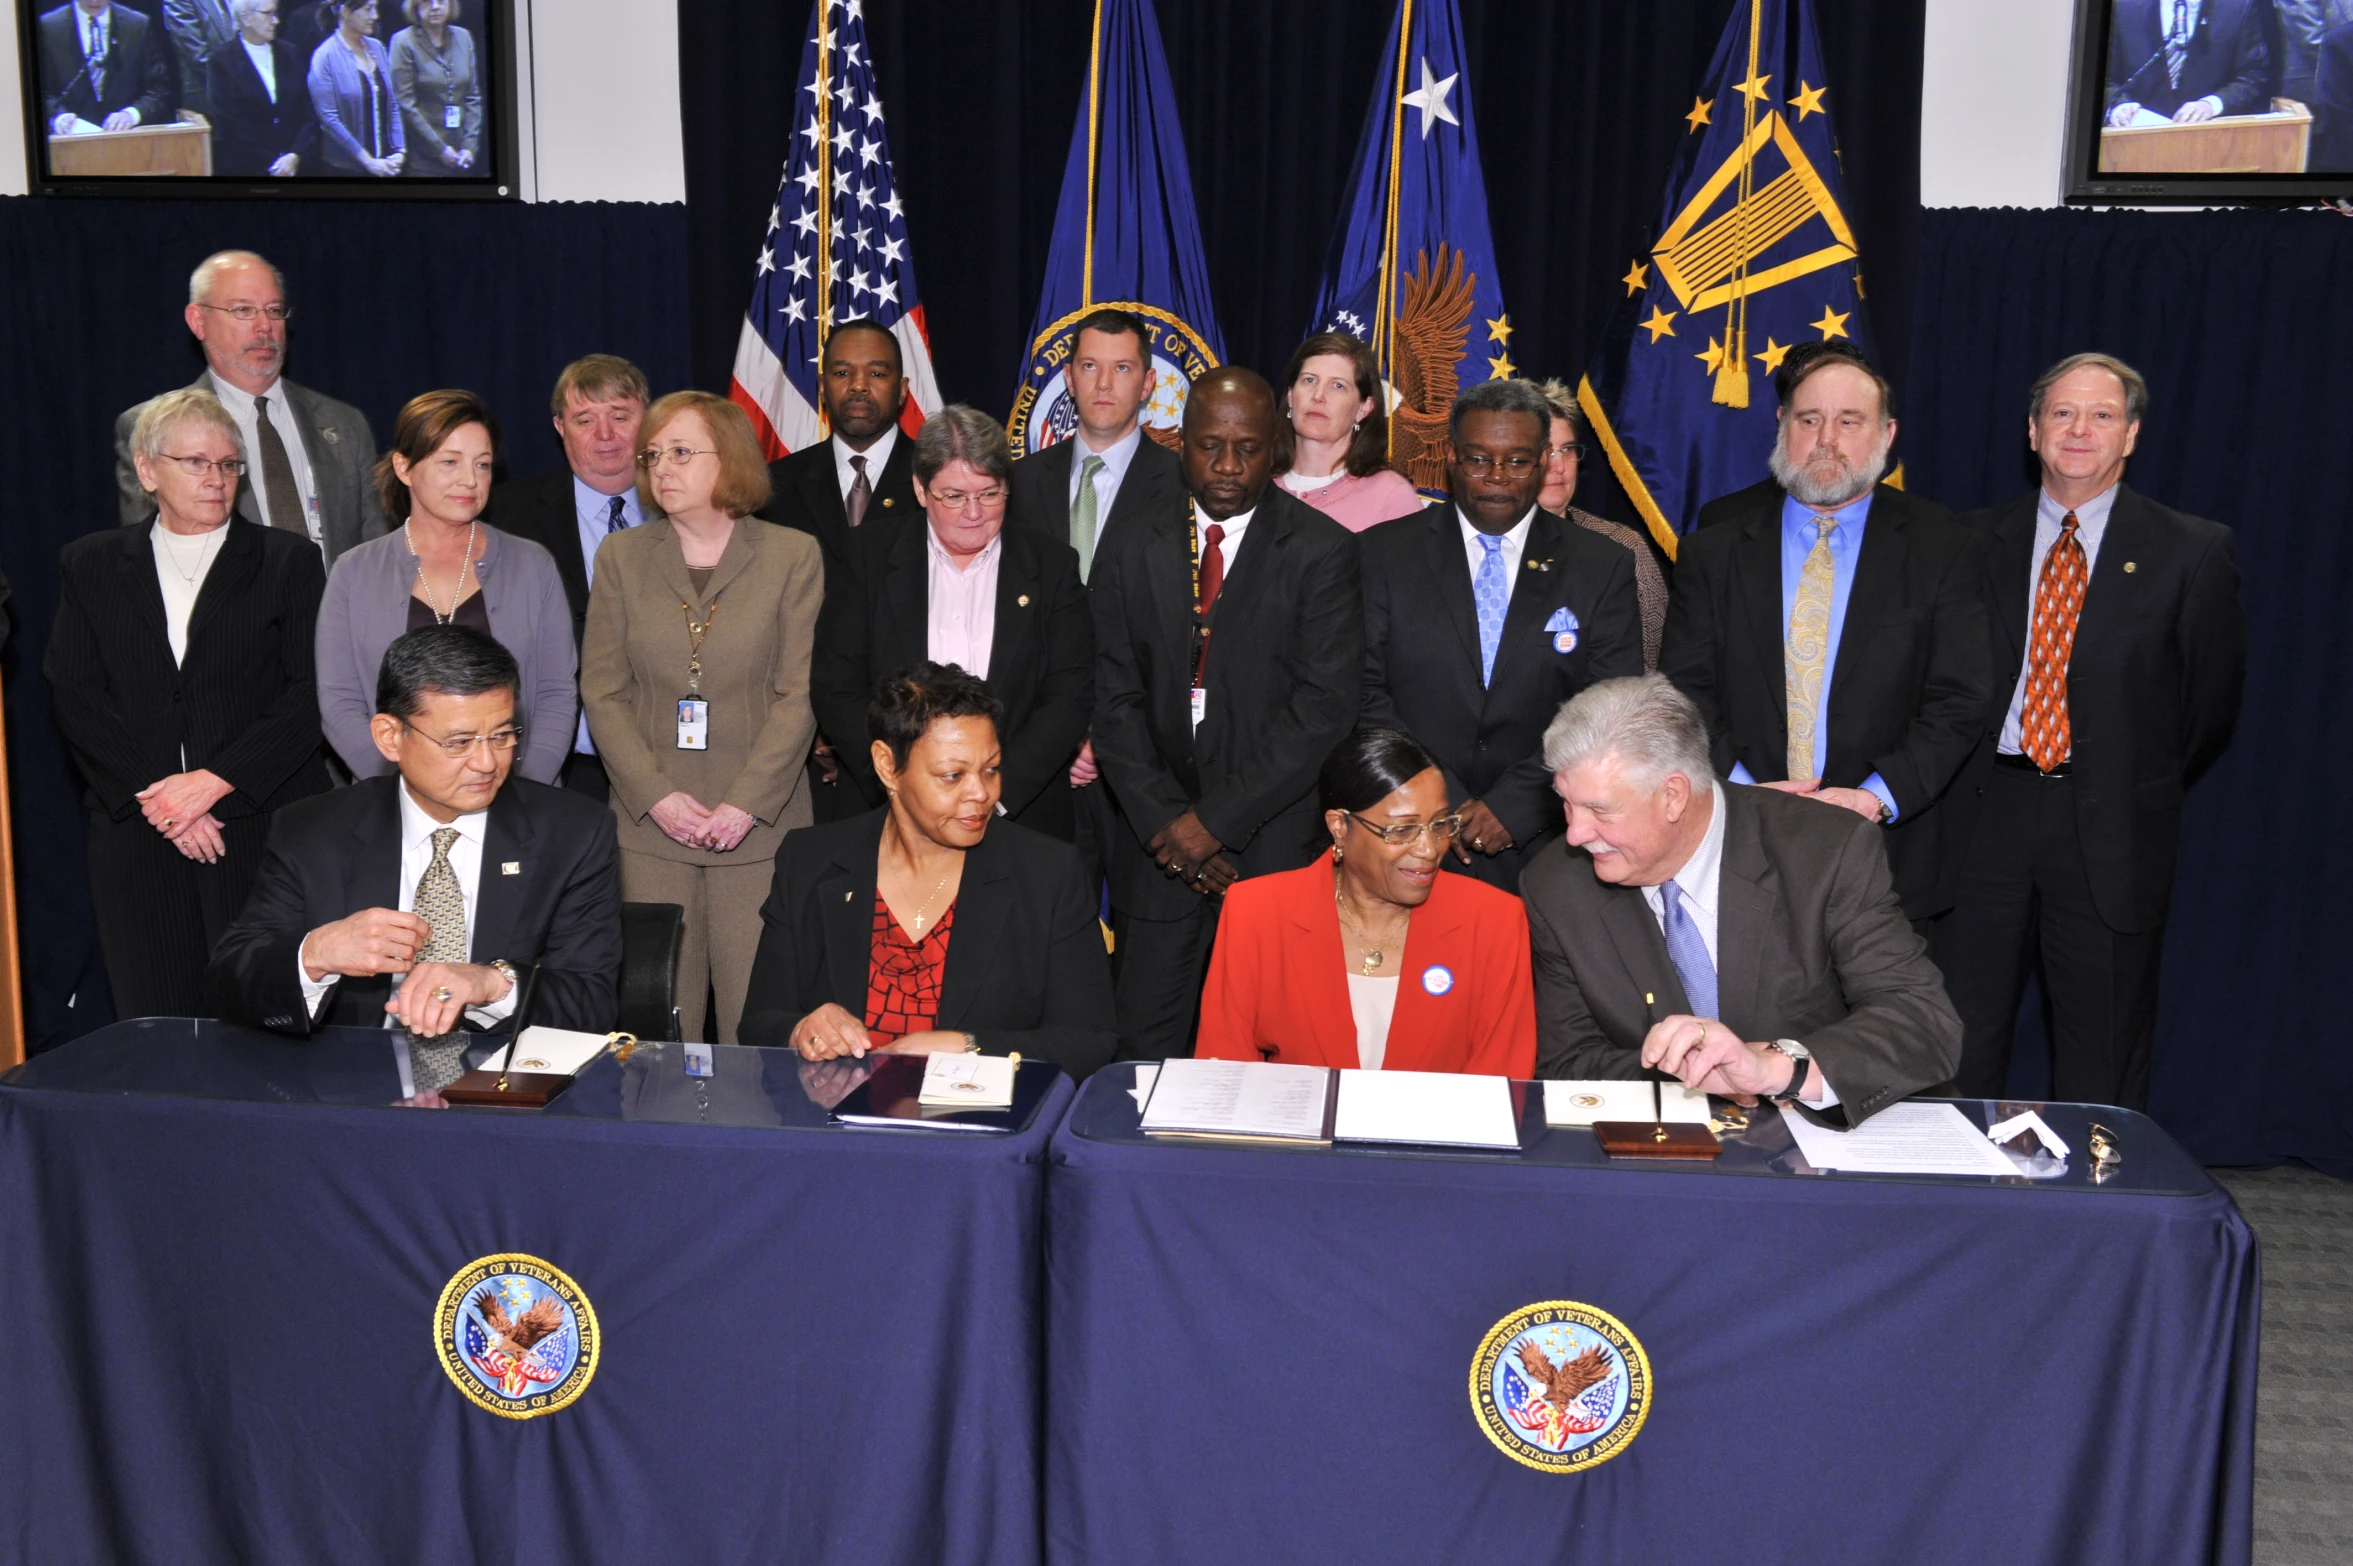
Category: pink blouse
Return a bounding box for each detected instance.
[1277,468,1425,533]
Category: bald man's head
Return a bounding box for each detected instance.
[1181,368,1278,520]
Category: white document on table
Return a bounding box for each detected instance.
[1128,1062,1159,1113]
[498,1026,610,1076]
[1334,1070,1519,1149]
[918,1052,1016,1109]
[1543,1080,1713,1127]
[1781,1101,2020,1177]
[1139,1058,1333,1141]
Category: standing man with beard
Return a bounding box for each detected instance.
[1659,350,1990,933]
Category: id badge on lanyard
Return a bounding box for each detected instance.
[680,595,720,749]
[677,697,709,750]
[1190,686,1206,731]
[444,103,462,131]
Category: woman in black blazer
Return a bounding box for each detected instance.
[739,662,1116,1079]
[811,403,1093,841]
[46,388,330,1018]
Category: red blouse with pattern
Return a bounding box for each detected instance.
[864,899,956,1041]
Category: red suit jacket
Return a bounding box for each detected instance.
[1196,858,1536,1076]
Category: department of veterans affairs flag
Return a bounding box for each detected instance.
[1579,0,1878,556]
[728,0,944,457]
[1008,0,1222,460]
[1306,0,1512,493]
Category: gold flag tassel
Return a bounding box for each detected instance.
[1712,0,1765,410]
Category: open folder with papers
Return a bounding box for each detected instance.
[1137,1059,1522,1151]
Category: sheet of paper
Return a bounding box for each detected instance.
[1985,1109,2072,1161]
[1139,1058,1331,1140]
[1334,1070,1519,1149]
[1781,1101,2019,1177]
[501,1026,610,1077]
[1128,1062,1159,1113]
[1544,1080,1712,1127]
[2118,105,2173,128]
[919,1051,1016,1109]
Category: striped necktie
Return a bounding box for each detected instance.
[2020,513,2087,772]
[407,828,470,1089]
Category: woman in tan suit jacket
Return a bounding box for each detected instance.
[582,391,824,1041]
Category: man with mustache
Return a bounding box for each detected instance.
[1659,347,1991,934]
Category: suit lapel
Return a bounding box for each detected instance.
[545,473,595,615]
[1421,505,1482,675]
[1146,507,1197,682]
[1735,506,1788,766]
[1827,489,1906,704]
[798,444,847,535]
[935,835,1010,1030]
[874,434,917,523]
[1987,493,2038,677]
[989,531,1042,682]
[185,519,263,654]
[1489,509,1565,698]
[471,789,535,965]
[698,512,763,605]
[1105,440,1176,540]
[116,522,172,657]
[880,519,931,672]
[1710,790,1773,1035]
[356,780,404,919]
[2072,485,2146,671]
[822,818,885,1010]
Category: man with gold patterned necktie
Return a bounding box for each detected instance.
[1660,347,1992,934]
[1942,353,2244,1110]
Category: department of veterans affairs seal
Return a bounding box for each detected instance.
[1007,302,1217,460]
[1470,1300,1650,1472]
[434,1254,599,1419]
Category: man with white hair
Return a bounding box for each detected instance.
[1523,675,1961,1127]
[1659,348,1990,931]
[113,249,388,564]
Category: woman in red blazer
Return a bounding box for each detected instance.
[1196,729,1536,1076]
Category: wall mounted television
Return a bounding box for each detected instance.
[18,0,519,199]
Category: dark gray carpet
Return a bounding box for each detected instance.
[2212,1165,2353,1566]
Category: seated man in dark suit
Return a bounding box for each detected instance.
[38,0,175,136]
[203,0,314,177]
[484,353,650,801]
[206,625,623,1074]
[1524,675,1961,1127]
[1360,378,1643,891]
[2106,0,2271,124]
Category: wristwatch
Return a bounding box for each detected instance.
[487,958,520,1001]
[1767,1038,1812,1101]
[962,1032,981,1054]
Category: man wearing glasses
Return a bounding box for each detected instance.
[207,624,622,1055]
[1358,379,1644,892]
[114,249,389,566]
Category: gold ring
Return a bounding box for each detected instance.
[431,985,454,1002]
[1472,837,1483,849]
[162,818,176,829]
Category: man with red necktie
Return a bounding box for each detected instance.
[1942,353,2246,1109]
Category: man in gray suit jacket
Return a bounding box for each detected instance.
[114,249,386,564]
[1522,674,1959,1127]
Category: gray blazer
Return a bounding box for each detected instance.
[115,374,389,565]
[1521,782,1961,1126]
[316,524,578,786]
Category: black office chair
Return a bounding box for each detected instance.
[617,902,686,1042]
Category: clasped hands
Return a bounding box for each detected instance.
[1758,776,1883,822]
[1640,1014,1808,1107]
[651,791,757,852]
[299,908,512,1036]
[137,769,234,864]
[1147,809,1236,896]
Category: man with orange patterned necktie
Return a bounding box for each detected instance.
[1942,353,2245,1109]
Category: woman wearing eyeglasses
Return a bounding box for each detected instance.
[1194,728,1536,1075]
[811,404,1092,841]
[316,389,576,787]
[1534,379,1668,671]
[45,389,331,1017]
[580,391,824,1043]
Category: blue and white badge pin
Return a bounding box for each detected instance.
[1421,964,1456,996]
[1544,608,1580,655]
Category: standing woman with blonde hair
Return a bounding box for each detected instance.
[582,391,824,1042]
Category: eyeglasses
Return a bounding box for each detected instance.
[1544,443,1588,464]
[1456,454,1539,477]
[637,445,717,469]
[197,302,293,323]
[928,487,1009,513]
[402,721,524,759]
[1345,812,1465,846]
[155,453,247,478]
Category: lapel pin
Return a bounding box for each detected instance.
[1018,593,1031,607]
[501,862,520,875]
[845,890,854,902]
[2123,561,2137,573]
[881,497,895,508]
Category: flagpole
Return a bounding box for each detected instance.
[1082,0,1105,307]
[1373,0,1415,453]
[815,0,835,398]
[1715,0,1762,409]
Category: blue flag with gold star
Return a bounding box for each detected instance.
[1306,0,1511,493]
[1579,0,1875,556]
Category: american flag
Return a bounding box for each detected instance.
[728,0,943,457]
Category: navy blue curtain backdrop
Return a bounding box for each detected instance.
[1905,207,2353,1175]
[0,197,687,1053]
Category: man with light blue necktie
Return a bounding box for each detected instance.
[1522,675,1960,1128]
[1359,379,1643,892]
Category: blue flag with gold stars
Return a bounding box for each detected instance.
[1579,0,1875,557]
[1306,0,1512,493]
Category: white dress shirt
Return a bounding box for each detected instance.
[1194,503,1253,575]
[1456,504,1536,584]
[832,425,899,501]
[150,521,226,667]
[926,526,1002,678]
[207,374,318,542]
[299,782,519,1027]
[242,36,278,101]
[1997,484,2118,757]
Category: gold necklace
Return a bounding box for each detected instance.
[900,859,957,937]
[1334,872,1408,977]
[407,519,478,624]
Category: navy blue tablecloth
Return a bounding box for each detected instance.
[0,1022,1069,1566]
[1046,1068,2258,1566]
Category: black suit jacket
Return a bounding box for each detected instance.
[486,470,598,649]
[1693,475,1781,531]
[2107,0,2271,118]
[1090,484,1364,918]
[812,519,1094,837]
[1360,502,1643,889]
[1659,482,1992,919]
[2314,20,2353,170]
[204,33,313,175]
[1006,432,1186,574]
[736,810,1117,1077]
[1522,783,1962,1126]
[204,776,624,1034]
[1952,486,2245,933]
[38,2,174,127]
[758,434,920,562]
[45,518,328,821]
